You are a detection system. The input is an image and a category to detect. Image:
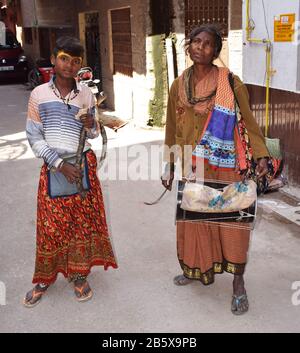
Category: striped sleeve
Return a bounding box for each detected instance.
[26,89,63,168]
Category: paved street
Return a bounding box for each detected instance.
[0,83,300,333]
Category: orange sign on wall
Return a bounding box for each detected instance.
[274,13,296,42]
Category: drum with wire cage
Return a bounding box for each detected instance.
[176,180,257,230]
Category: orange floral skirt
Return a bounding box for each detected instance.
[32,150,117,284]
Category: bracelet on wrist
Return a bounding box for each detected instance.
[57,161,64,171]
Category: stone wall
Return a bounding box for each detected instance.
[20,0,77,63]
[20,0,76,28]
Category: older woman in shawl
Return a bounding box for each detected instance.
[162,24,269,315]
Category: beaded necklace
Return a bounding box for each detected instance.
[186,66,217,105]
[51,77,79,110]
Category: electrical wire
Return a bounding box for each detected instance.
[261,0,271,85]
[261,0,271,41]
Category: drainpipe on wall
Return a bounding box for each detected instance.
[245,0,275,137]
[32,0,38,26]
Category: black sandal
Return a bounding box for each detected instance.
[231,292,249,315]
[74,280,93,302]
[23,284,49,308]
[173,274,192,286]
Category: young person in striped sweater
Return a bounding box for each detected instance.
[23,36,117,307]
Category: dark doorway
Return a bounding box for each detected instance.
[39,28,50,59]
[150,0,174,36]
[85,12,102,89]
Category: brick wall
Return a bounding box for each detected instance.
[229,0,242,30]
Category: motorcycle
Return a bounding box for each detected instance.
[77,66,128,132]
[77,66,102,97]
[27,58,54,89]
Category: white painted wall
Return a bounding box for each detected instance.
[243,0,300,92]
[228,29,243,79]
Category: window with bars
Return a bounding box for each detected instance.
[110,8,133,77]
[185,0,229,37]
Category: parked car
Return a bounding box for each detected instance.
[0,29,28,82]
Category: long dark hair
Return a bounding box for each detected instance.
[185,24,223,59]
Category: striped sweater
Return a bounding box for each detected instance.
[26,78,99,169]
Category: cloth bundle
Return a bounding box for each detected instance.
[181,180,257,213]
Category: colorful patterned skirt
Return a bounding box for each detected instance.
[32,150,118,284]
[176,168,250,285]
